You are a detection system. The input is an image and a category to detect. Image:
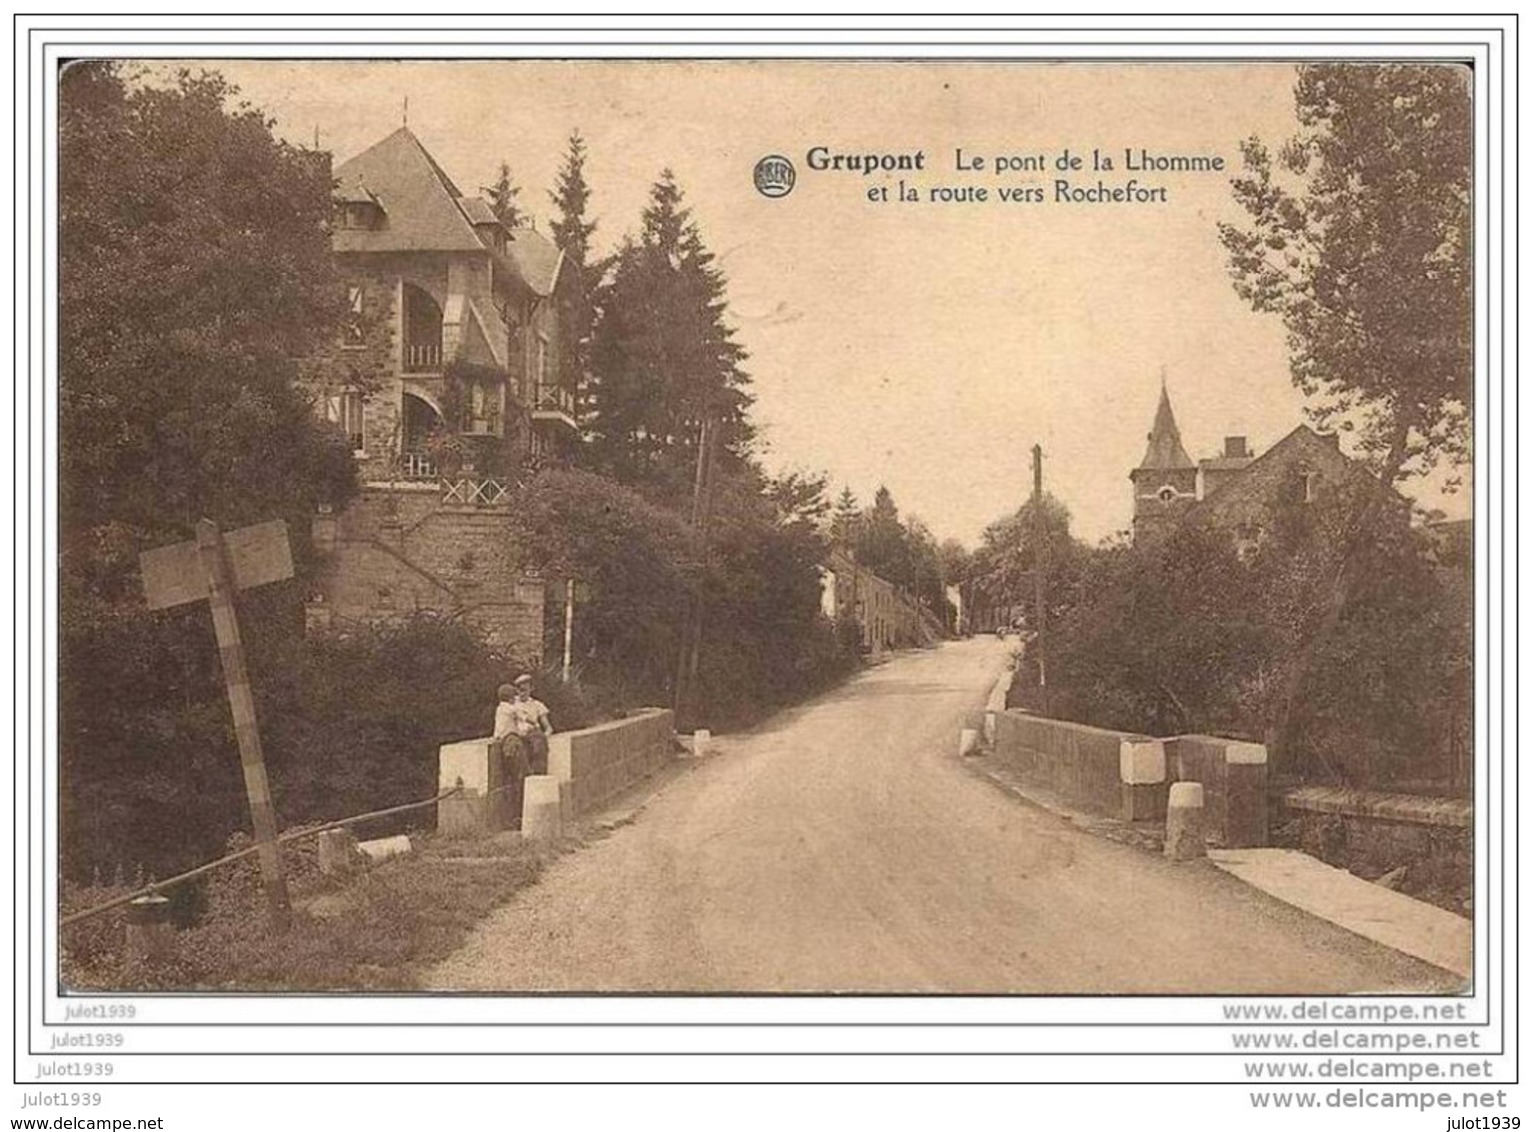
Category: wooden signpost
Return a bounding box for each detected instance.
[140,518,295,931]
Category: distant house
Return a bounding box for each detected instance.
[304,127,578,656]
[1129,381,1400,554]
[819,549,932,654]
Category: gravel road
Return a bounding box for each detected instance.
[425,638,1457,993]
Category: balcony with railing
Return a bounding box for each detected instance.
[400,451,437,480]
[531,383,578,429]
[402,283,444,374]
[403,342,443,373]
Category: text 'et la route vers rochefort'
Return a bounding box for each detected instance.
[804,145,1226,205]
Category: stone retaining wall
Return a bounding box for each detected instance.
[1279,787,1471,913]
[308,486,545,657]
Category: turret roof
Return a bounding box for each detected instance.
[1138,383,1195,471]
[332,126,486,254]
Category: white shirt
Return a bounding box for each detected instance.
[495,697,550,739]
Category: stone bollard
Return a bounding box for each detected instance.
[1165,782,1207,861]
[983,711,997,744]
[521,775,564,841]
[317,828,364,877]
[958,727,980,757]
[1119,739,1169,822]
[693,729,711,758]
[124,894,173,967]
[1224,741,1269,848]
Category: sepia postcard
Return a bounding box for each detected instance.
[52,54,1477,1010]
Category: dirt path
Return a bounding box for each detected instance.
[426,638,1457,993]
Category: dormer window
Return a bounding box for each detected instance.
[338,200,383,230]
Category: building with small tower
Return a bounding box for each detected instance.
[1128,375,1401,554]
[302,126,580,657]
[1129,380,1199,543]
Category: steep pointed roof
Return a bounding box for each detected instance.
[332,127,486,254]
[505,228,566,297]
[1138,383,1195,471]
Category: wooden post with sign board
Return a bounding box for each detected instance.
[139,518,295,930]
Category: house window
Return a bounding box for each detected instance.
[1302,471,1319,504]
[463,379,501,435]
[536,334,549,398]
[344,285,364,345]
[325,390,366,453]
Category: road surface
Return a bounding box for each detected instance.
[427,638,1457,993]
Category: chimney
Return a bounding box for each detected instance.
[1224,436,1249,459]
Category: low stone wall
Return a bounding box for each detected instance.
[991,711,1165,821]
[436,737,515,836]
[1164,735,1268,848]
[548,708,676,816]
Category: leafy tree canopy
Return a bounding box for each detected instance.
[1219,63,1471,765]
[967,493,1080,627]
[1219,63,1471,484]
[59,61,356,615]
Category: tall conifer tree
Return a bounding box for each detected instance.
[588,170,751,501]
[486,161,524,228]
[549,131,597,431]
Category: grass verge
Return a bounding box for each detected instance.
[62,830,564,992]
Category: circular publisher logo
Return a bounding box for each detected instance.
[753,154,796,199]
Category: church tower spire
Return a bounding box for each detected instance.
[1130,375,1198,542]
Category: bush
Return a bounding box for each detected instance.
[507,468,861,729]
[59,611,590,887]
[1045,495,1468,790]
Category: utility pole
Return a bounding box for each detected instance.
[561,577,576,683]
[675,412,717,725]
[1031,444,1049,714]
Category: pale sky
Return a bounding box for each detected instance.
[167,60,1468,545]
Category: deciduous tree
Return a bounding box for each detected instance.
[58,62,358,879]
[1218,63,1471,763]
